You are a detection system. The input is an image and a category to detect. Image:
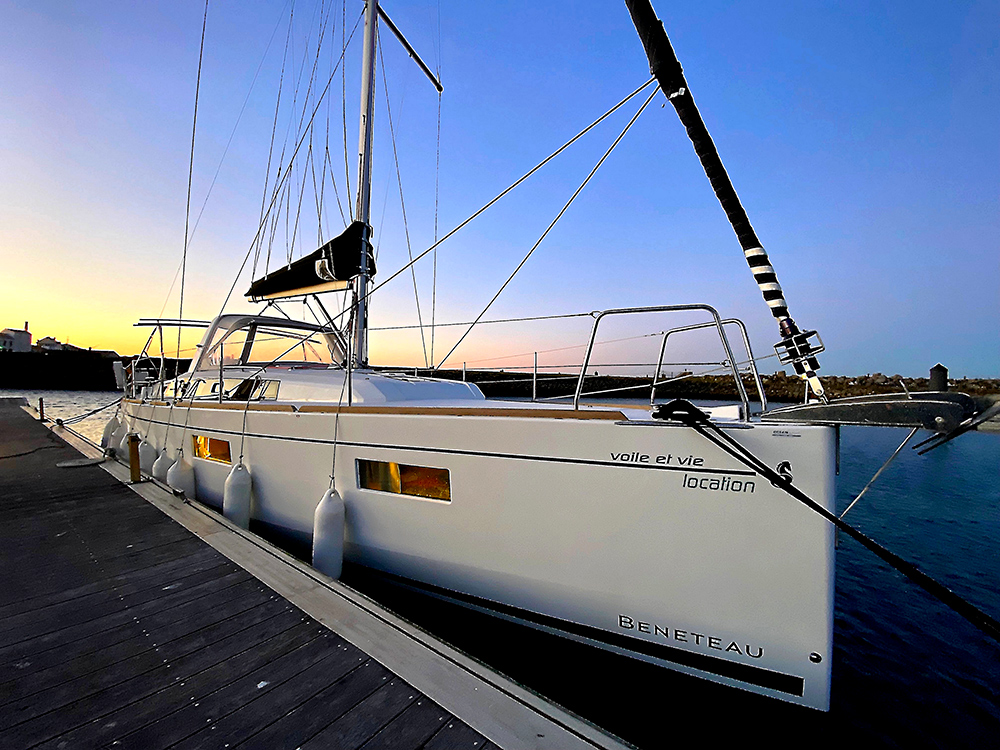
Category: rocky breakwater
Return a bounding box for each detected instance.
[435,368,1000,417]
[759,371,1000,405]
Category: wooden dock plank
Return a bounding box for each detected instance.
[299,677,418,749]
[1,581,293,724]
[0,545,224,620]
[0,535,210,601]
[0,567,252,648]
[0,582,280,706]
[0,566,252,642]
[174,647,377,750]
[29,622,323,750]
[112,631,352,750]
[0,571,241,687]
[236,662,402,750]
[358,695,453,749]
[0,566,248,667]
[0,401,627,750]
[0,608,306,747]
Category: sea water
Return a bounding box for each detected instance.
[6,389,997,746]
[0,389,121,444]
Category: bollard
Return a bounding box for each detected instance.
[128,434,141,483]
[38,398,44,422]
[929,363,948,392]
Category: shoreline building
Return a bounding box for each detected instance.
[0,323,32,353]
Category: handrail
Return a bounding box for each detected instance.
[651,318,766,413]
[572,304,751,417]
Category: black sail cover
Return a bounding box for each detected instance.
[245,221,376,301]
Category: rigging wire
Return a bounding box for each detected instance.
[370,310,596,332]
[300,0,337,251]
[177,0,210,360]
[253,4,295,280]
[346,78,657,321]
[218,8,365,315]
[323,143,347,226]
[430,0,442,365]
[431,91,441,366]
[272,0,326,270]
[309,141,323,241]
[341,0,353,222]
[840,427,920,518]
[312,0,344,241]
[465,330,664,366]
[434,86,660,370]
[289,139,316,260]
[380,41,429,367]
[159,0,290,323]
[189,1,290,250]
[318,39,335,233]
[312,78,657,337]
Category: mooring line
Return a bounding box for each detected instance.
[658,399,1000,643]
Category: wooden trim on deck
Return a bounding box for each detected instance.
[127,399,629,420]
[127,399,297,413]
[296,404,629,420]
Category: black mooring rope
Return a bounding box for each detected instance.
[656,399,1000,644]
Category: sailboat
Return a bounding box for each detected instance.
[111,0,994,713]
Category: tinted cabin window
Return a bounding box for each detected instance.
[192,435,232,464]
[357,459,450,502]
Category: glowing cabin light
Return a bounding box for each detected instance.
[192,435,232,464]
[356,459,451,501]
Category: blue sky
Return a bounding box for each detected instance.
[1,0,997,377]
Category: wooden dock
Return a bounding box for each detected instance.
[0,399,629,750]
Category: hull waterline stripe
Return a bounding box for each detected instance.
[361,567,805,697]
[130,414,756,477]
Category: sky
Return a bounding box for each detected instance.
[1,0,997,378]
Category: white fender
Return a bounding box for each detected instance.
[101,415,120,450]
[166,452,196,499]
[138,439,158,474]
[118,431,133,460]
[223,463,253,530]
[312,488,345,579]
[110,420,128,456]
[151,450,175,482]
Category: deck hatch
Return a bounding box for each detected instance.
[192,435,232,464]
[357,459,451,501]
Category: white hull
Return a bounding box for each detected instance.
[123,380,836,710]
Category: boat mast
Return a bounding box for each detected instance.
[353,0,379,367]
